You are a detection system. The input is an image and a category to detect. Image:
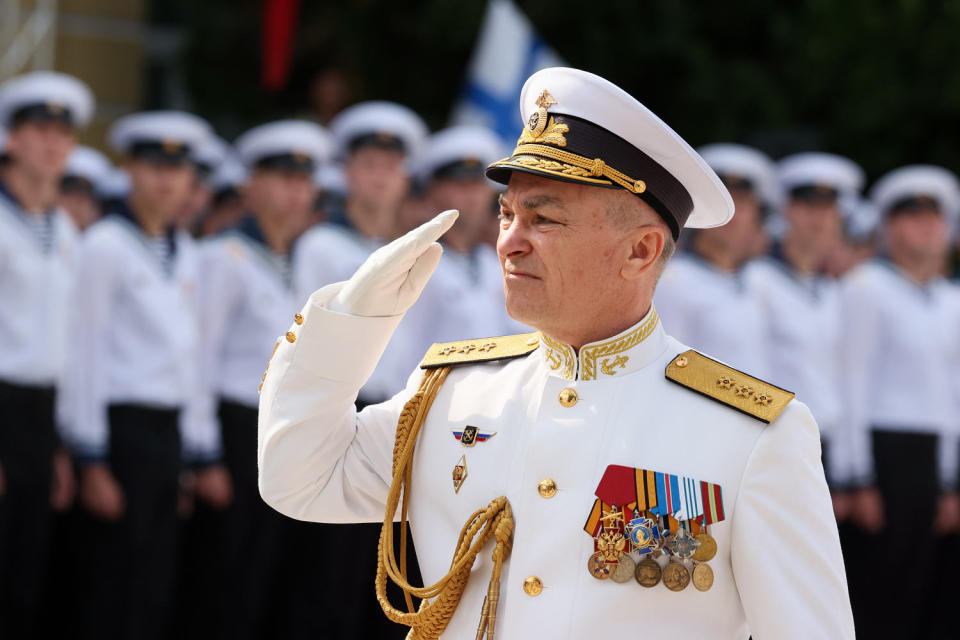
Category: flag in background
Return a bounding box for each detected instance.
[450,0,565,145]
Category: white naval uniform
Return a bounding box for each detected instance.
[743,254,846,484]
[195,223,301,451]
[839,259,960,486]
[0,187,78,391]
[63,212,214,461]
[258,287,854,639]
[654,252,768,377]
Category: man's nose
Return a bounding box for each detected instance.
[497,218,532,258]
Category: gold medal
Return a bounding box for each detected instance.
[692,562,714,592]
[634,557,662,588]
[587,552,613,580]
[692,533,717,562]
[610,554,636,583]
[662,561,690,592]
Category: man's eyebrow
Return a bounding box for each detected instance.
[498,193,565,210]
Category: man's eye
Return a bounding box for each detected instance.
[498,212,513,223]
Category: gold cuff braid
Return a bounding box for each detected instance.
[376,366,514,640]
[498,143,647,194]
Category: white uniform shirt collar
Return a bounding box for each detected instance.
[537,306,666,381]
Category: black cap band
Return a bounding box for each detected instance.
[718,174,755,192]
[60,175,95,197]
[486,113,692,239]
[128,140,192,165]
[253,152,315,173]
[432,157,487,182]
[10,102,74,128]
[348,132,406,154]
[887,194,941,216]
[789,184,838,203]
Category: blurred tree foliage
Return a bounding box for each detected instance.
[173,0,960,182]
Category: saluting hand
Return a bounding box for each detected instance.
[326,210,459,317]
[80,464,126,521]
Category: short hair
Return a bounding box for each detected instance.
[605,190,675,277]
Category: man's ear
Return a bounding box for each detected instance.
[621,224,665,281]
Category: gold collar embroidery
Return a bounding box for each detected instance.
[537,307,662,381]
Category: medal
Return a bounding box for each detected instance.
[668,526,700,560]
[634,557,662,588]
[692,532,717,562]
[596,529,626,562]
[610,554,636,583]
[587,552,612,580]
[692,562,714,592]
[451,455,467,493]
[662,560,690,592]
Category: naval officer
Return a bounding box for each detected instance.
[63,110,216,640]
[0,69,93,639]
[258,68,854,639]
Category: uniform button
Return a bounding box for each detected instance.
[538,478,558,498]
[294,313,304,325]
[523,576,543,596]
[285,331,297,343]
[558,388,578,407]
[526,336,540,347]
[675,356,688,368]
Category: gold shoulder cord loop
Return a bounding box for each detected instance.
[376,366,514,640]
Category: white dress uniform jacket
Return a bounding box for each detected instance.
[743,254,846,482]
[64,212,214,461]
[839,259,960,487]
[258,285,854,639]
[0,186,78,387]
[194,222,301,454]
[654,252,768,377]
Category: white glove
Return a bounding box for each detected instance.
[326,210,459,317]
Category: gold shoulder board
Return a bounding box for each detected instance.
[665,350,795,424]
[420,333,541,369]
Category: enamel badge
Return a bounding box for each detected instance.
[452,426,496,447]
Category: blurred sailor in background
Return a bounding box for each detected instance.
[0,69,93,639]
[840,164,960,639]
[745,152,864,494]
[63,110,217,640]
[200,154,247,237]
[184,119,331,640]
[60,145,111,231]
[654,143,775,375]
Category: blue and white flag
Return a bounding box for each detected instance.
[450,0,565,145]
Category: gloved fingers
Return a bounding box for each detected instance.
[399,242,444,307]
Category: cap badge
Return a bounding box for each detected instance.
[527,89,558,138]
[46,102,65,116]
[162,139,183,154]
[291,151,309,164]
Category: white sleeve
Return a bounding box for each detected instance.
[257,282,411,523]
[731,401,855,639]
[837,273,882,486]
[179,245,242,464]
[62,235,119,462]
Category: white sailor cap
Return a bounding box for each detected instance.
[108,111,212,164]
[870,164,960,221]
[697,143,779,209]
[193,135,230,175]
[96,168,131,201]
[64,146,112,186]
[330,101,428,158]
[211,156,247,194]
[486,67,733,239]
[843,195,882,240]
[313,163,348,194]
[415,125,505,184]
[777,152,865,202]
[235,119,333,172]
[0,71,95,129]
